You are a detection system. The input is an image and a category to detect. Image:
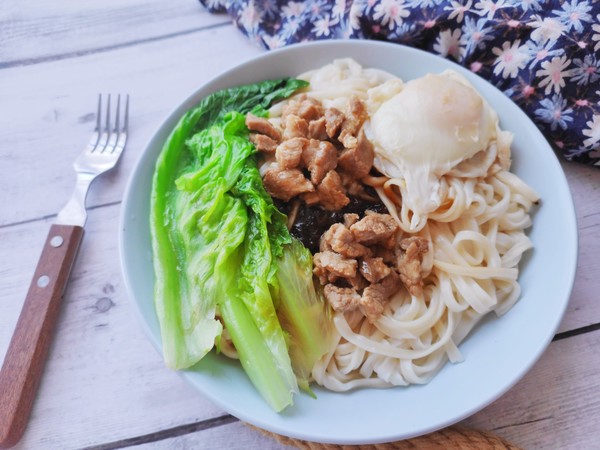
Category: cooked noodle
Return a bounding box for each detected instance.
[237,59,540,391]
[281,59,540,390]
[313,167,537,389]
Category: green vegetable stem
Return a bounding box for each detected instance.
[150,78,334,412]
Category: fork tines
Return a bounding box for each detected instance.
[91,93,129,154]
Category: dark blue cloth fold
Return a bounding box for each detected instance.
[200,0,600,166]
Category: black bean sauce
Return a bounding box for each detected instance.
[275,193,387,254]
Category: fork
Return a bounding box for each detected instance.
[0,94,129,449]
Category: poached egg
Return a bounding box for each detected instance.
[368,70,507,227]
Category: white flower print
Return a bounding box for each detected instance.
[281,14,303,39]
[525,40,562,70]
[312,14,335,37]
[306,0,328,21]
[261,33,286,50]
[332,0,347,19]
[536,55,573,95]
[592,14,600,52]
[203,0,227,9]
[492,40,530,78]
[362,0,378,13]
[445,0,473,24]
[571,54,600,86]
[434,28,463,61]
[239,2,261,33]
[552,0,593,33]
[373,0,411,30]
[389,22,419,42]
[582,115,600,148]
[534,94,574,131]
[407,0,444,7]
[282,1,306,19]
[505,0,544,11]
[348,1,364,31]
[258,0,283,19]
[461,16,494,56]
[528,15,565,44]
[474,0,509,21]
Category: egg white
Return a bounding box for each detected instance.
[368,70,507,222]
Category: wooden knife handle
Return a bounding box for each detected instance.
[0,224,83,449]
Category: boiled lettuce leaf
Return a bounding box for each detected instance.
[177,111,298,410]
[150,78,323,412]
[151,78,307,370]
[275,239,336,394]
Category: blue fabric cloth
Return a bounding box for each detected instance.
[199,0,600,167]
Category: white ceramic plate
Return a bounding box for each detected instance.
[119,40,577,444]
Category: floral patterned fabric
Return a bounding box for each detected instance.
[199,0,600,166]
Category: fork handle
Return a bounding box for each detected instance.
[0,224,83,449]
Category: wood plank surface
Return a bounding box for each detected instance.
[0,0,228,67]
[0,23,261,228]
[125,329,600,450]
[561,162,600,332]
[1,2,599,449]
[132,421,294,450]
[463,329,600,450]
[0,205,224,449]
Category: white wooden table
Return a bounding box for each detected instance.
[1,2,599,449]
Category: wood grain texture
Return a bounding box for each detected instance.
[561,162,600,331]
[0,224,83,448]
[463,329,600,450]
[0,24,261,228]
[0,0,227,66]
[0,206,224,449]
[132,421,296,450]
[118,328,600,450]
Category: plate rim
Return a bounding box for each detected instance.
[118,39,579,445]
